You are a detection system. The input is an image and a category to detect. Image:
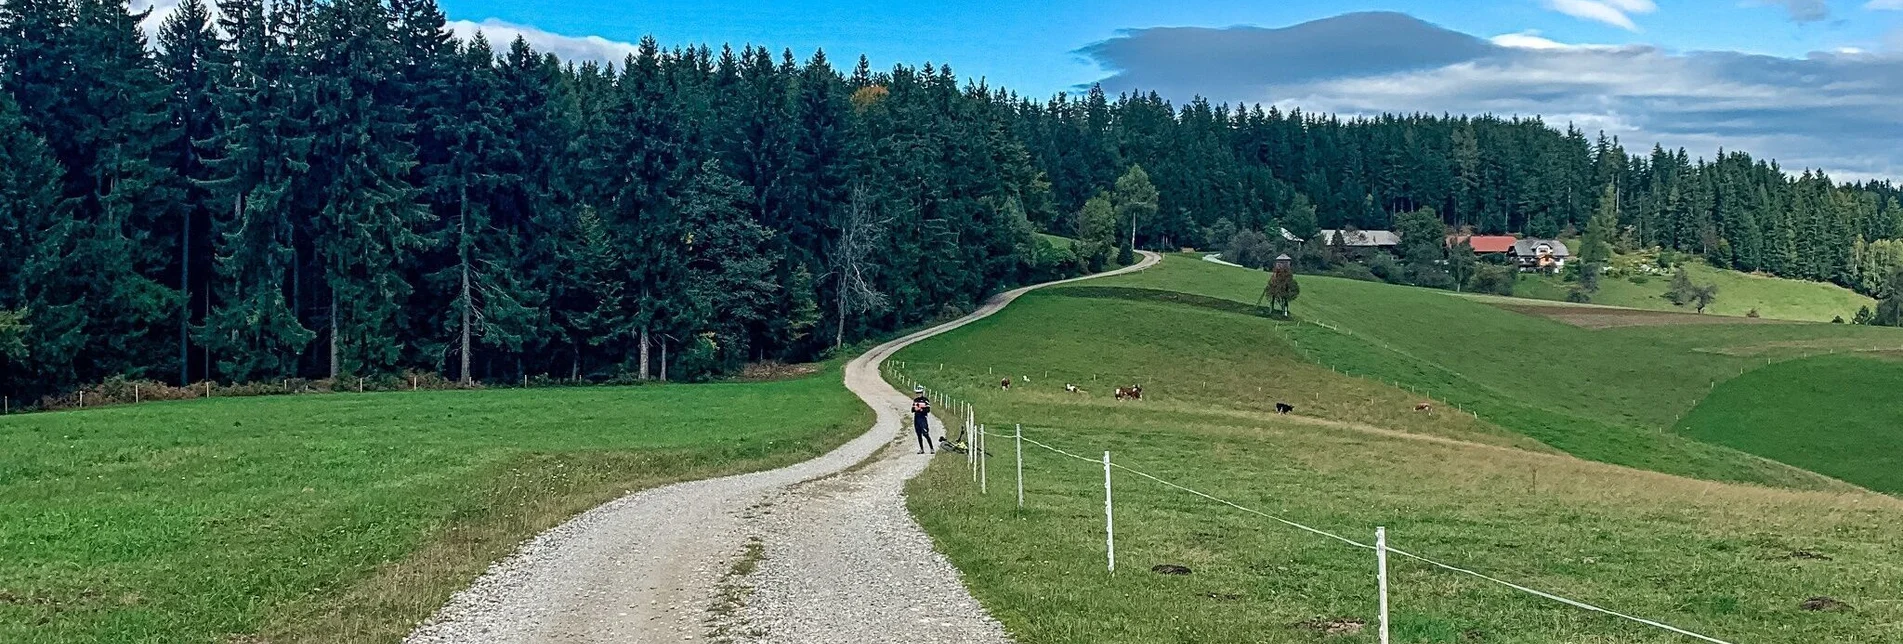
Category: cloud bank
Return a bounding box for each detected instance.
[1084,12,1903,182]
[447,19,641,65]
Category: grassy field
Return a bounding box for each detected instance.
[1680,353,1903,495]
[1511,259,1872,322]
[0,368,869,644]
[1097,256,1901,486]
[896,289,1903,643]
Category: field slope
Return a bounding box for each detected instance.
[1680,353,1903,495]
[1099,255,1902,487]
[0,370,868,644]
[1512,259,1872,322]
[896,287,1903,643]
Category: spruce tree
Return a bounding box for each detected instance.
[306,0,431,377]
[157,0,225,384]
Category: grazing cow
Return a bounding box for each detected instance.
[1115,385,1143,401]
[1000,378,1012,390]
[1065,383,1080,394]
[1415,402,1433,412]
[1274,402,1294,414]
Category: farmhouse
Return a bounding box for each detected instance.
[1317,229,1400,250]
[1446,235,1517,254]
[1508,239,1570,272]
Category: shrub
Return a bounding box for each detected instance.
[1471,265,1517,296]
[1746,308,1761,318]
[1323,262,1381,283]
[1366,253,1402,283]
[1566,288,1592,303]
[1628,274,1651,285]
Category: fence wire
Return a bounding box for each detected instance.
[997,427,1736,644]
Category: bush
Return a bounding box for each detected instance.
[1470,265,1517,296]
[1407,263,1455,290]
[1478,252,1509,266]
[1657,249,1680,269]
[1322,262,1381,283]
[1566,288,1592,303]
[1223,229,1276,269]
[1366,253,1402,283]
[1746,308,1761,318]
[1832,315,1846,324]
[1628,274,1651,285]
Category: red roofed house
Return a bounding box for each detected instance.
[1446,235,1517,254]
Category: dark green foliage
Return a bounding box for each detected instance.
[1265,265,1299,315]
[1221,229,1277,269]
[1447,239,1477,291]
[1875,269,1903,326]
[1667,267,1696,305]
[1471,264,1516,296]
[1692,283,1719,313]
[1393,207,1447,265]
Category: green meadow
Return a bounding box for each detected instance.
[0,369,868,644]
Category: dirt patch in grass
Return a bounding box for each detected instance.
[736,361,823,381]
[1496,304,1785,329]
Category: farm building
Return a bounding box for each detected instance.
[1446,235,1517,254]
[1508,239,1570,272]
[1317,229,1400,249]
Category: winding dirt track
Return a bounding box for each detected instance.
[404,252,1159,644]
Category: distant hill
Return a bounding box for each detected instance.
[1511,253,1873,322]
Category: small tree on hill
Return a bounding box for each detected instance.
[1265,264,1300,316]
[1691,284,1719,313]
[1447,238,1477,292]
[1666,267,1695,305]
[1875,268,1903,326]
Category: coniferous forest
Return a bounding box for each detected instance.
[2,0,1899,401]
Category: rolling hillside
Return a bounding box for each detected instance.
[1101,255,1903,486]
[894,285,1903,643]
[1511,256,1873,322]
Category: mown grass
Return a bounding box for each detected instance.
[1680,354,1903,495]
[1095,255,1900,486]
[898,289,1903,643]
[1511,260,1872,322]
[0,367,869,644]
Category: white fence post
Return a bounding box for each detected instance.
[1103,451,1116,573]
[1377,526,1391,644]
[980,424,988,494]
[1014,424,1024,509]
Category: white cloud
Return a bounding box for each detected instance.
[1491,30,1636,51]
[1087,16,1903,181]
[1544,0,1654,31]
[447,19,640,66]
[1865,0,1903,10]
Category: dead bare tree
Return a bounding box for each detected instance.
[830,183,892,350]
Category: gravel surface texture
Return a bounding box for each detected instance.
[404,253,1159,644]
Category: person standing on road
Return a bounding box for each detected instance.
[911,385,934,454]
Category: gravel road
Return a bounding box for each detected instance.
[404,252,1159,644]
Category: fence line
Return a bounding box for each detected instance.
[998,427,1736,644]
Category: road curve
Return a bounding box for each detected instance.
[403,251,1160,644]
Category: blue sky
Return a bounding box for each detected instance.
[130,0,1903,180]
[429,0,1903,96]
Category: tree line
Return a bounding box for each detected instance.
[3,0,1899,400]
